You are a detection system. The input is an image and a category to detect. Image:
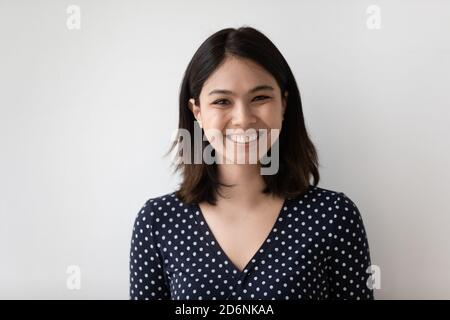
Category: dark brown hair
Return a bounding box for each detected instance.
[165,26,320,205]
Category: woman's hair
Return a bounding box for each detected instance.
[165,26,320,205]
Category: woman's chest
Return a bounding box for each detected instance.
[197,201,285,272]
[159,206,332,300]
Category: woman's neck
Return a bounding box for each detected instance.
[215,163,272,207]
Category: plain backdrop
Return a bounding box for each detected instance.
[0,0,449,299]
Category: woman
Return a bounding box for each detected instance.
[130,26,374,300]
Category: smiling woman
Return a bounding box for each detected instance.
[129,26,375,300]
[169,27,319,206]
[189,57,286,172]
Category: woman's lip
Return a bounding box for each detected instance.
[225,131,262,144]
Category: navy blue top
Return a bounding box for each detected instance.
[129,185,374,300]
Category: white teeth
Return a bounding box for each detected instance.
[227,133,259,144]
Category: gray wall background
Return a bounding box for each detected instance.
[1,0,449,299]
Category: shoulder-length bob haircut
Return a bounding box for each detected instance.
[166,26,320,205]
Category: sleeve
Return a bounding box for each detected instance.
[129,199,171,300]
[326,192,375,300]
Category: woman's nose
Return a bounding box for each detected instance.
[231,102,257,127]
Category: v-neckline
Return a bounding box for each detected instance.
[192,196,289,278]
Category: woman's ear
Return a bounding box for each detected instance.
[189,98,202,127]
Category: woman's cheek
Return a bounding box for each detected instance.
[203,126,224,148]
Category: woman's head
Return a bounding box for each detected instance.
[188,55,287,166]
[168,26,320,205]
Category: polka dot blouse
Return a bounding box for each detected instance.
[129,185,374,300]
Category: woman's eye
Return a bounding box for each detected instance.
[212,99,230,105]
[212,96,270,105]
[253,95,270,101]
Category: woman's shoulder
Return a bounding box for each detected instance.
[289,185,361,213]
[133,191,193,225]
[302,186,368,228]
[141,191,183,210]
[290,185,345,201]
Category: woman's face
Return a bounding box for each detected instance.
[189,55,287,165]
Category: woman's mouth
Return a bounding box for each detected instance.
[225,131,262,144]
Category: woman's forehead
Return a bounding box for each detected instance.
[201,57,279,95]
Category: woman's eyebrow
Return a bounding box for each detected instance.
[208,85,274,96]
